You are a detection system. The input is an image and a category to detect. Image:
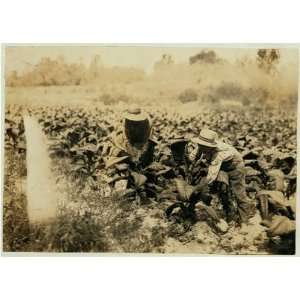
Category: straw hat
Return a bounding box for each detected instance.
[191,129,218,148]
[124,107,150,123]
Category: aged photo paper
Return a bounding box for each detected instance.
[2,45,298,255]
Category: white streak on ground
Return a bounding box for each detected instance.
[24,116,58,224]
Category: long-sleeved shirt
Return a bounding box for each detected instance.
[104,130,158,169]
[206,141,244,184]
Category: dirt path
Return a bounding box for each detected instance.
[162,214,269,255]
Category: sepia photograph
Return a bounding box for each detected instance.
[2,45,298,255]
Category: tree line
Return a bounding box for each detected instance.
[6,55,145,87]
[6,49,280,87]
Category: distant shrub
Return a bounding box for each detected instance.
[209,81,269,106]
[189,50,221,64]
[178,88,198,103]
[215,82,243,99]
[117,94,130,103]
[242,97,251,106]
[100,94,115,105]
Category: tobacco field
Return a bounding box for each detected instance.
[3,96,297,254]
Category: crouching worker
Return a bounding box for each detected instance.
[191,129,255,223]
[101,107,158,198]
[257,169,296,254]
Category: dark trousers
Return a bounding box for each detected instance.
[228,165,255,222]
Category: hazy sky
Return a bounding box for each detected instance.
[5,45,299,74]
